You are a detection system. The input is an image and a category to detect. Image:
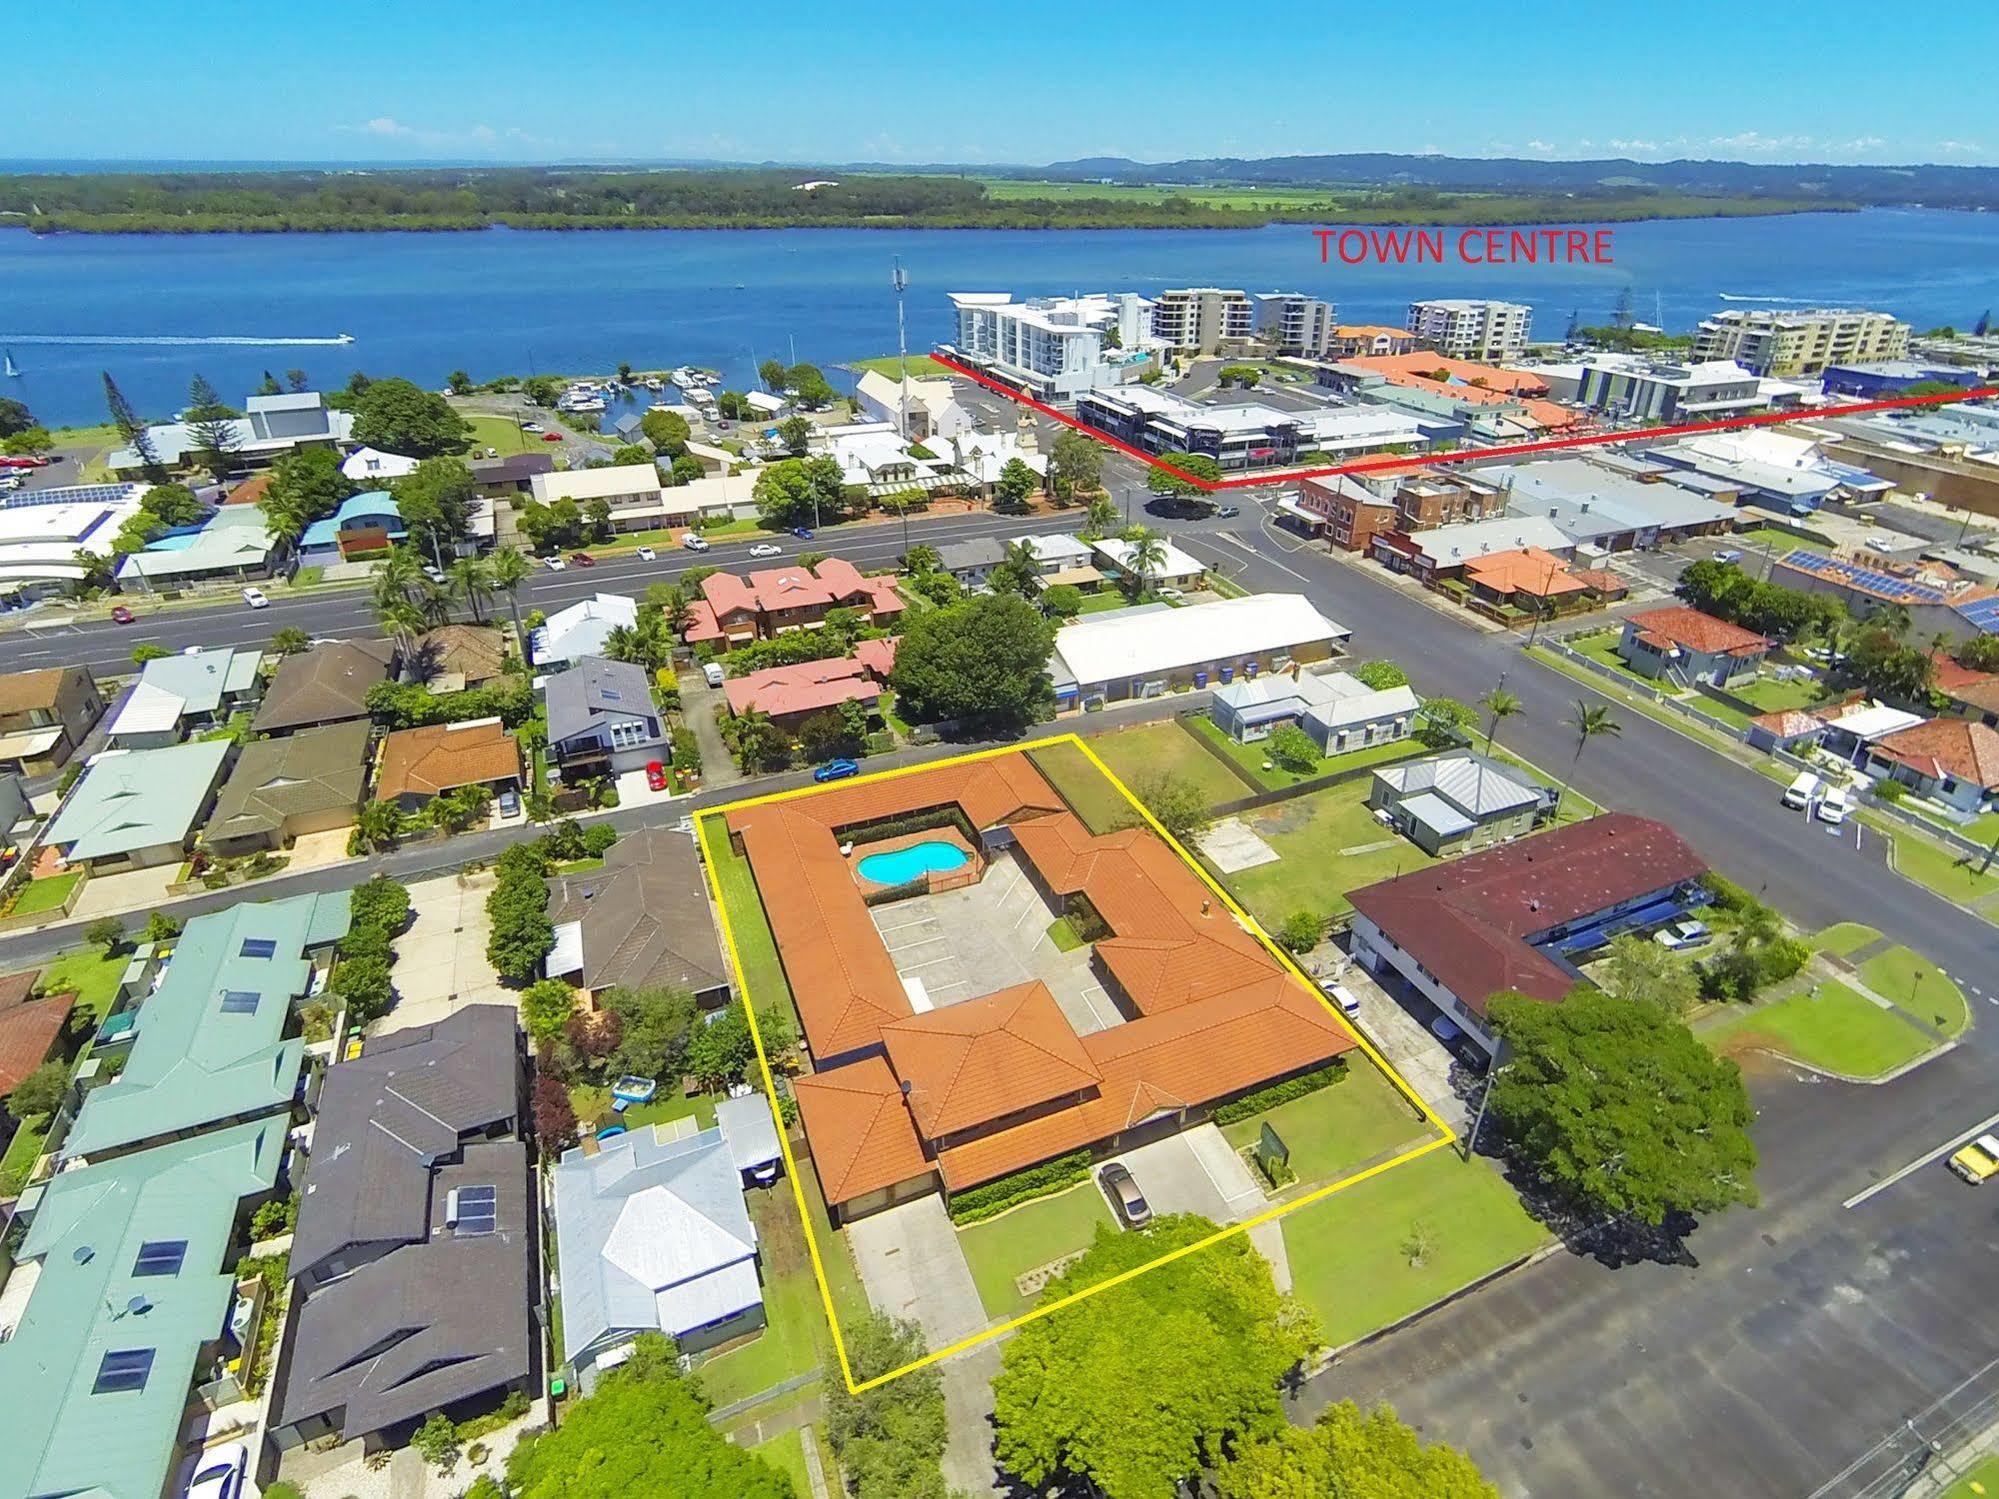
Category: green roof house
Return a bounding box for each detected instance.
[44,739,234,871]
[0,1117,284,1499]
[64,890,350,1161]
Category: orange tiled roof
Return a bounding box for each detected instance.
[1626,606,1770,658]
[723,641,897,720]
[1463,547,1592,598]
[374,718,522,801]
[883,981,1101,1140]
[1334,325,1414,340]
[792,1056,931,1206]
[690,562,904,642]
[1871,719,1999,790]
[1930,650,1995,696]
[1750,707,1828,739]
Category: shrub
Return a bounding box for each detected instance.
[1755,935,1812,987]
[1698,871,1758,917]
[5,1060,69,1118]
[347,874,411,934]
[1266,724,1321,774]
[1276,910,1324,953]
[413,1411,461,1472]
[1352,659,1409,689]
[331,953,394,1024]
[1872,778,1907,804]
[1211,1061,1347,1126]
[948,1150,1093,1224]
[531,1072,578,1151]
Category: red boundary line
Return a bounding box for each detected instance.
[928,350,1999,493]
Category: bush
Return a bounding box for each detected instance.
[1699,870,1757,915]
[1872,778,1907,804]
[582,822,620,856]
[1276,910,1324,953]
[1211,1061,1347,1126]
[331,953,394,1024]
[1755,935,1812,987]
[5,1059,69,1118]
[948,1150,1093,1224]
[347,874,411,934]
[251,1194,298,1240]
[1266,724,1321,774]
[1352,659,1409,689]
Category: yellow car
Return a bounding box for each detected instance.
[1948,1135,1999,1184]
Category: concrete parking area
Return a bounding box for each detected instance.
[1107,1124,1290,1290]
[1335,950,1470,1130]
[374,869,513,1035]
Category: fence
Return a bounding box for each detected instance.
[1809,1353,1999,1499]
[1543,633,1756,741]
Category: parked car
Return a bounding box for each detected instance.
[421,563,447,584]
[1950,1135,1999,1184]
[1782,771,1822,810]
[1320,980,1361,1017]
[497,787,521,819]
[1653,918,1712,950]
[1216,505,1241,519]
[645,761,668,792]
[183,1440,251,1499]
[792,526,814,539]
[541,432,563,442]
[241,587,269,609]
[680,532,710,552]
[702,661,726,688]
[1712,548,1743,564]
[110,604,136,624]
[635,545,656,561]
[1816,783,1851,825]
[569,552,596,567]
[1430,1014,1464,1044]
[520,421,544,433]
[542,556,568,571]
[812,757,861,783]
[748,542,782,558]
[1098,1162,1152,1228]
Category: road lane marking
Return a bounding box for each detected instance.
[1843,1104,1999,1209]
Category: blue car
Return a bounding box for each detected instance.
[792,526,814,539]
[813,757,861,783]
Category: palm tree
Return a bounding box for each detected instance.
[1123,528,1167,599]
[447,554,493,623]
[490,546,533,647]
[1479,685,1523,754]
[1082,494,1117,538]
[270,625,310,656]
[372,546,422,610]
[1557,700,1622,819]
[353,799,403,852]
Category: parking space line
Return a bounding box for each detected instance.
[884,933,949,954]
[1844,1104,1999,1209]
[897,954,961,973]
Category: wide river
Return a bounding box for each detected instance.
[3,210,1997,427]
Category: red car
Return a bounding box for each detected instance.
[569,551,596,567]
[645,761,668,792]
[0,455,51,469]
[110,605,136,624]
[540,431,562,442]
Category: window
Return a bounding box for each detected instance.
[218,990,261,1015]
[132,1240,187,1277]
[92,1348,155,1395]
[452,1184,498,1236]
[239,938,277,959]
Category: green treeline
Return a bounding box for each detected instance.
[0,168,1843,233]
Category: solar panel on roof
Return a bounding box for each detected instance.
[132,1239,187,1277]
[452,1183,498,1236]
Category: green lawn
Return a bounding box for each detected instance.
[1027,741,1137,834]
[1690,692,1754,730]
[1938,1453,1999,1499]
[1220,1063,1432,1193]
[958,1180,1116,1321]
[1219,780,1438,929]
[700,817,795,1014]
[1737,523,1834,551]
[1569,631,1651,684]
[567,1083,718,1136]
[749,1428,811,1496]
[1866,813,1999,909]
[463,413,564,459]
[39,947,127,1023]
[1730,674,1829,714]
[0,1112,51,1196]
[1087,720,1248,808]
[1046,915,1085,952]
[8,871,82,917]
[1528,646,1747,757]
[1813,922,1881,958]
[1861,946,1971,1038]
[1281,1149,1550,1349]
[1705,981,1935,1078]
[1182,713,1424,792]
[848,354,957,381]
[1073,589,1135,615]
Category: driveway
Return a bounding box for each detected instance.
[375,869,513,1035]
[1330,950,1467,1130]
[67,863,179,922]
[1109,1125,1290,1291]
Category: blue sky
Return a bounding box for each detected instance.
[7,2,1995,167]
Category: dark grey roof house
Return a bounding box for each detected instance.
[543,655,665,779]
[269,1006,534,1451]
[546,826,731,1005]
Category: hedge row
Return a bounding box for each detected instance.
[947,1149,1093,1225]
[1211,1060,1347,1127]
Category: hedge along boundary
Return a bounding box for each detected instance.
[947,1150,1094,1225]
[1211,1060,1347,1127]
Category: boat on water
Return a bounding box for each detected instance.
[2,350,18,378]
[336,332,356,343]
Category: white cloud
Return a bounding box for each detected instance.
[1938,139,1986,155]
[1524,139,1557,154]
[335,118,550,152]
[1708,131,1815,155]
[355,116,415,137]
[1606,138,1661,154]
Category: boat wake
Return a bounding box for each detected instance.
[1715,293,1817,303]
[0,332,356,346]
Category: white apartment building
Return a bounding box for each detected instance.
[1153,287,1255,355]
[1406,299,1532,362]
[1691,307,1911,376]
[946,292,1150,402]
[1571,354,1763,422]
[1251,293,1336,358]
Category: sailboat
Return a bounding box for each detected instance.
[2,350,18,378]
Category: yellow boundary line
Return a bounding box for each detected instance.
[694,732,1457,1395]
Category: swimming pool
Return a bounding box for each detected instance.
[856,839,970,885]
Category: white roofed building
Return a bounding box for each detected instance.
[1049,592,1348,709]
[0,484,149,597]
[108,391,354,473]
[531,593,639,668]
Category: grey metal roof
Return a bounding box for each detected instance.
[1378,752,1543,818]
[938,537,1006,571]
[544,655,656,746]
[714,1093,782,1173]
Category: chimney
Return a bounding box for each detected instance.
[1201,898,1212,917]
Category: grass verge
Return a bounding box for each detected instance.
[1705,981,1935,1078]
[1088,720,1245,807]
[958,1180,1116,1321]
[1813,922,1881,958]
[1026,741,1132,834]
[1219,1062,1430,1194]
[39,947,126,1023]
[1860,946,1971,1038]
[701,816,794,1013]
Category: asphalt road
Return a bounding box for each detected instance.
[9,469,1999,1494]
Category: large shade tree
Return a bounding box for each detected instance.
[348,376,471,458]
[890,591,1054,732]
[1214,1399,1501,1499]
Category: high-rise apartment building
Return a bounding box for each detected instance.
[946,292,1144,401]
[1251,293,1336,358]
[1406,299,1533,361]
[1153,287,1256,355]
[1691,307,1911,376]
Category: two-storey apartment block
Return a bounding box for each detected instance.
[1406,299,1532,361]
[682,559,905,645]
[1692,307,1910,376]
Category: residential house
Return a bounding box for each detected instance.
[115,507,285,592]
[526,464,681,537]
[1325,325,1420,359]
[43,739,233,872]
[1049,593,1348,710]
[1368,753,1553,856]
[1348,815,1708,1056]
[0,773,29,847]
[1815,700,1929,764]
[721,640,896,732]
[255,639,395,736]
[1460,547,1598,617]
[0,1119,285,1499]
[1024,533,1104,595]
[107,390,355,473]
[0,665,103,774]
[546,826,732,1006]
[374,718,523,814]
[0,971,75,1099]
[270,1006,532,1452]
[297,491,405,568]
[682,561,904,647]
[0,483,151,598]
[1617,606,1771,686]
[340,446,420,484]
[103,646,262,750]
[854,370,972,442]
[201,719,371,856]
[1864,719,1999,814]
[1313,352,1574,436]
[62,892,348,1161]
[1089,537,1205,590]
[469,451,556,497]
[938,536,1008,589]
[409,623,508,691]
[1768,548,1999,643]
[552,1113,776,1389]
[1209,668,1419,753]
[531,592,638,669]
[543,656,665,781]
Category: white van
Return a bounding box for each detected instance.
[702,661,726,688]
[1816,783,1851,825]
[1782,771,1821,810]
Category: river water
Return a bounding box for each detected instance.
[3,210,1997,426]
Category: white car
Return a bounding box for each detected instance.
[421,564,446,584]
[748,542,782,558]
[635,545,656,562]
[520,421,544,433]
[1653,919,1712,951]
[1319,980,1361,1017]
[679,532,711,552]
[241,587,269,609]
[542,556,567,571]
[183,1439,251,1499]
